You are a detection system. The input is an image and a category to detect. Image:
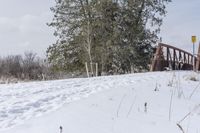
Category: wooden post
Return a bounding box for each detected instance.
[96,63,98,77]
[169,49,173,69]
[167,47,169,67]
[85,62,89,78]
[184,53,186,64]
[173,49,176,70]
[196,43,200,71]
[179,50,181,61]
[150,44,162,71]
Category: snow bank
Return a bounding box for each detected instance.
[0,71,200,133]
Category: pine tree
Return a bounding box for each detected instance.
[47,0,171,74]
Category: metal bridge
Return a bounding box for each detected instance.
[150,43,200,71]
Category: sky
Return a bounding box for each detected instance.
[0,0,55,57]
[160,0,200,54]
[0,0,200,57]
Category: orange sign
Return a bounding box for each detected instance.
[192,36,196,44]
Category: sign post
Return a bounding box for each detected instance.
[192,36,197,71]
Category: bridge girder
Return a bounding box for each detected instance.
[150,43,200,71]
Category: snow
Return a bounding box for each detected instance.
[0,71,200,133]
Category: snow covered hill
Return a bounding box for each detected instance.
[0,71,200,133]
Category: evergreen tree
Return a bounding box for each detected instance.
[47,0,171,74]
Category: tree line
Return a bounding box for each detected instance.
[47,0,171,75]
[0,52,66,83]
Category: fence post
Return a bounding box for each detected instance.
[85,62,89,78]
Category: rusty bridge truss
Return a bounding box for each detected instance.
[150,43,200,71]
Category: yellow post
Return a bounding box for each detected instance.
[192,36,197,71]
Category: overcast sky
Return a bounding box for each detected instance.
[0,0,200,57]
[160,0,200,54]
[0,0,55,57]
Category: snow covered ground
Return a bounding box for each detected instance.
[0,71,200,133]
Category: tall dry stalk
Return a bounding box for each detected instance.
[116,94,126,117]
[169,90,173,121]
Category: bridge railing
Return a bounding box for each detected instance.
[150,43,199,71]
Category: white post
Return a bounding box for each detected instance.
[85,62,89,78]
[192,36,197,71]
[96,63,98,77]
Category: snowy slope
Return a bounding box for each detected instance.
[0,71,200,133]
